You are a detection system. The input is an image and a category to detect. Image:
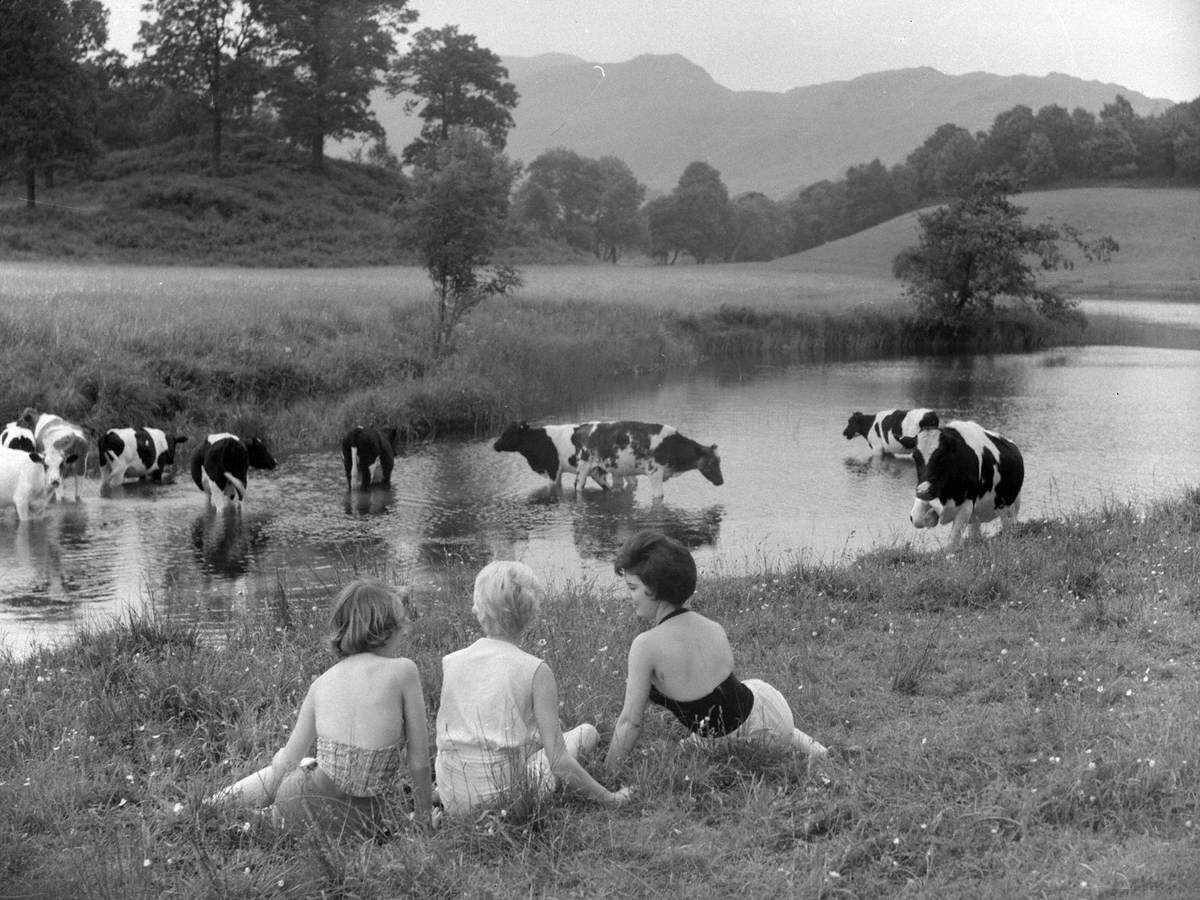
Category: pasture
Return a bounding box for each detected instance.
[2,490,1199,897]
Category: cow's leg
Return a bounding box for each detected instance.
[1000,498,1021,532]
[947,506,971,551]
[649,469,665,499]
[968,521,984,542]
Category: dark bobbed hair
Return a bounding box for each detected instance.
[328,577,409,657]
[612,530,697,607]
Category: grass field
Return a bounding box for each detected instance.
[773,186,1200,301]
[3,491,1199,898]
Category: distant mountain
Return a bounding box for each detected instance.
[365,54,1176,198]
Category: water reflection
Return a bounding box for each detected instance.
[190,509,270,576]
[344,485,396,517]
[572,492,724,560]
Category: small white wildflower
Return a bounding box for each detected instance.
[143,859,151,868]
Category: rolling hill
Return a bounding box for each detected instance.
[769,186,1200,301]
[365,54,1177,198]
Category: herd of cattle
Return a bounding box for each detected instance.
[0,403,1024,552]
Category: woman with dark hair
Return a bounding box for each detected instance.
[604,531,826,772]
[205,577,433,837]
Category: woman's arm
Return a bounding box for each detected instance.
[208,684,316,807]
[397,658,434,827]
[532,663,629,806]
[604,635,654,773]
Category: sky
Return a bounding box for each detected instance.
[104,0,1200,103]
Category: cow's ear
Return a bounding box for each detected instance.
[709,443,718,451]
[918,411,939,429]
[29,451,43,464]
[65,453,79,465]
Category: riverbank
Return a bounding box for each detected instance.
[3,489,1198,897]
[0,260,1136,455]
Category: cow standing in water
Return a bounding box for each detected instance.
[843,408,933,457]
[191,433,277,509]
[492,421,626,490]
[571,420,723,498]
[342,425,397,490]
[0,445,78,520]
[909,413,1024,551]
[19,409,91,502]
[99,427,188,486]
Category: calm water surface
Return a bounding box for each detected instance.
[3,341,1199,657]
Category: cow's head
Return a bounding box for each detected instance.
[842,412,871,440]
[698,444,724,486]
[246,437,277,470]
[492,422,529,453]
[158,434,188,471]
[37,447,79,497]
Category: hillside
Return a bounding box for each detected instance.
[770,186,1200,300]
[366,55,1177,198]
[0,137,408,267]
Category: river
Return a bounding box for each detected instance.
[3,325,1199,657]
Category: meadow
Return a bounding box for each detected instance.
[3,490,1199,898]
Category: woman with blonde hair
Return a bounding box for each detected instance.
[206,577,433,837]
[434,560,631,815]
[605,531,826,772]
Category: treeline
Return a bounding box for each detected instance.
[3,1,1199,268]
[507,94,1200,264]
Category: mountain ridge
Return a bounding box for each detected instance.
[363,54,1176,198]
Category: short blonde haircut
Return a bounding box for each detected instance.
[472,561,544,639]
[328,577,409,657]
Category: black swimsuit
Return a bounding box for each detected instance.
[646,608,755,737]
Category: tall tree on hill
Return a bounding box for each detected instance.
[398,128,521,356]
[258,0,416,173]
[387,25,518,167]
[892,173,1118,327]
[137,0,265,175]
[0,0,108,206]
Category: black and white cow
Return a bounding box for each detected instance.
[0,421,35,453]
[99,427,188,486]
[571,420,724,498]
[492,421,619,490]
[190,433,277,508]
[843,408,933,457]
[19,408,91,502]
[909,412,1024,551]
[342,425,397,490]
[0,445,77,520]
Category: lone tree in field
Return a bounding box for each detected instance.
[398,128,521,356]
[892,174,1118,326]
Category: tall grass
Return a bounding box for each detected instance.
[0,262,1099,454]
[3,490,1200,896]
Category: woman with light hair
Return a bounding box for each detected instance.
[434,560,631,816]
[206,578,433,837]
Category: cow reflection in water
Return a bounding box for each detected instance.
[572,491,724,561]
[344,484,395,517]
[191,508,270,576]
[842,453,913,479]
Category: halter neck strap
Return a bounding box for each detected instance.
[656,606,690,626]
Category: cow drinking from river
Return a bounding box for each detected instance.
[909,413,1024,551]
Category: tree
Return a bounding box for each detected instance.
[593,156,645,263]
[728,192,790,261]
[671,161,732,263]
[258,0,415,172]
[644,194,686,264]
[519,147,603,248]
[892,174,1118,326]
[137,0,264,175]
[388,25,518,167]
[0,0,108,206]
[398,128,521,355]
[1020,132,1060,185]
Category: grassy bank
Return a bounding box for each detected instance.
[0,261,1113,455]
[3,490,1199,897]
